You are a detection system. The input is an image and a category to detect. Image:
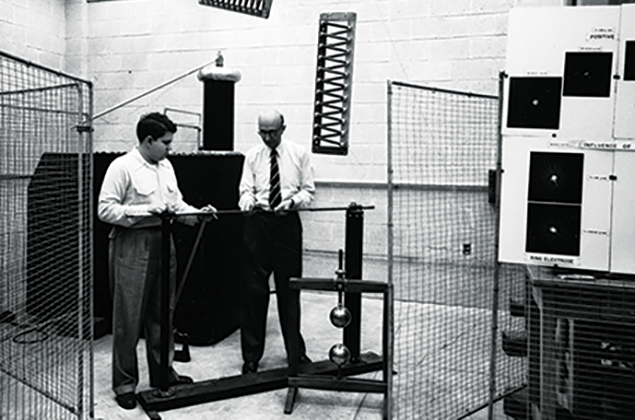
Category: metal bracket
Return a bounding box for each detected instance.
[75,124,93,133]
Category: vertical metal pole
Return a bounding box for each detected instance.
[284,283,301,414]
[343,202,363,361]
[159,214,172,393]
[383,284,394,420]
[86,82,95,420]
[487,71,505,420]
[386,80,395,420]
[288,286,300,377]
[74,83,86,418]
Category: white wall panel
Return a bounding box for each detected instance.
[499,5,635,274]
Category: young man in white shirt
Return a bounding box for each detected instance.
[98,112,215,409]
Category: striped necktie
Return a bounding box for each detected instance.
[269,148,281,209]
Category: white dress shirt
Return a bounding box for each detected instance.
[239,140,315,211]
[98,147,197,228]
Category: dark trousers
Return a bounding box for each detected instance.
[240,211,307,363]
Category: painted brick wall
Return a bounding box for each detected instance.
[0,0,66,70]
[3,0,564,262]
[63,0,561,165]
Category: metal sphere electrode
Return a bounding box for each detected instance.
[329,304,352,328]
[329,343,351,366]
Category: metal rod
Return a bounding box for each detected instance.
[175,219,208,303]
[385,283,394,420]
[159,215,172,392]
[74,82,86,418]
[164,107,201,117]
[0,50,92,85]
[289,278,387,293]
[386,79,394,420]
[87,74,96,420]
[389,80,498,100]
[92,58,218,121]
[0,82,81,97]
[130,205,376,218]
[487,71,505,420]
[386,78,394,319]
[0,102,85,116]
[0,174,32,180]
[300,205,374,212]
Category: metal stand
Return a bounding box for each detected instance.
[284,246,393,419]
[137,203,381,419]
[152,214,175,398]
[174,330,191,363]
[344,202,364,360]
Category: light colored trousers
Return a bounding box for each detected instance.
[109,226,178,395]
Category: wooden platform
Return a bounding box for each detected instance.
[137,352,382,417]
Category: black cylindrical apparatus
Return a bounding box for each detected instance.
[197,53,241,151]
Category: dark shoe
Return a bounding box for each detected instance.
[242,361,258,374]
[115,392,136,410]
[298,354,312,365]
[169,374,193,386]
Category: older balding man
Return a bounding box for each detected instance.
[237,109,316,374]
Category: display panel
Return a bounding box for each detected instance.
[502,6,620,139]
[525,203,581,256]
[563,52,613,97]
[527,152,584,204]
[624,41,635,81]
[498,137,613,272]
[499,5,635,274]
[507,77,562,130]
[614,5,635,139]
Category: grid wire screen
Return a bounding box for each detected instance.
[0,52,93,420]
[524,268,635,419]
[387,81,526,419]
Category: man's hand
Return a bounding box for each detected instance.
[177,205,218,226]
[239,197,257,216]
[147,202,168,215]
[198,204,218,221]
[273,199,294,214]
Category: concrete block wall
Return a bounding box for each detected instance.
[302,182,387,254]
[2,0,566,265]
[301,181,388,281]
[0,0,66,70]
[62,0,562,163]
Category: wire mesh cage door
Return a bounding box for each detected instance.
[0,51,94,420]
[387,81,525,419]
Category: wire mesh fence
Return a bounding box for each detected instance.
[387,81,526,419]
[0,51,94,420]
